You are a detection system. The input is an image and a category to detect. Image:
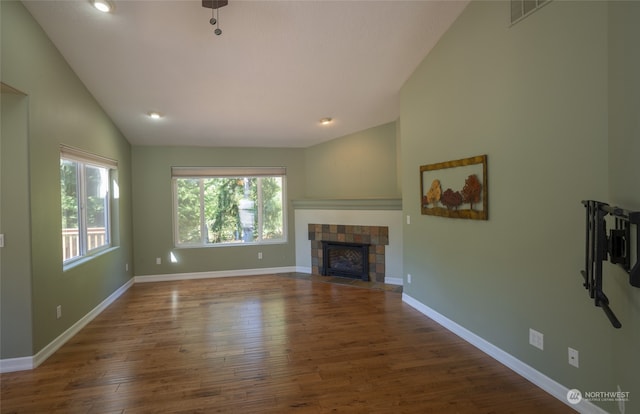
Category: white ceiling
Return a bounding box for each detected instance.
[23,0,468,148]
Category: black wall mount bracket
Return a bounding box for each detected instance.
[580,200,639,328]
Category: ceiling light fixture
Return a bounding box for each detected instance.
[149,112,162,120]
[319,117,333,125]
[202,0,229,36]
[92,0,112,13]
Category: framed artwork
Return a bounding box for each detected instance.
[420,154,488,220]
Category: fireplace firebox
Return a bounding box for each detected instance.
[321,241,370,281]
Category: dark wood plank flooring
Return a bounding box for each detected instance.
[0,275,573,413]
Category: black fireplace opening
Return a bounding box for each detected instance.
[321,241,370,281]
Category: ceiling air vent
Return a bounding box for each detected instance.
[511,0,551,25]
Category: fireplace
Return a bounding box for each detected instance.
[309,224,388,282]
[322,241,369,280]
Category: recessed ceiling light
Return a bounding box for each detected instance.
[92,0,112,13]
[319,117,333,125]
[148,112,162,120]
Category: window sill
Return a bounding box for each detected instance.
[175,240,288,249]
[63,246,119,272]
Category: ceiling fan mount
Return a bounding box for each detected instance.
[202,0,228,10]
[202,0,228,36]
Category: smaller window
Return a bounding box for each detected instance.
[60,146,116,264]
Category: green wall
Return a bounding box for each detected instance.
[1,91,34,358]
[131,146,305,276]
[400,1,637,412]
[304,122,400,199]
[1,1,133,357]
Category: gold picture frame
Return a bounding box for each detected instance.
[420,154,488,220]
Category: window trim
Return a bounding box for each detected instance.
[171,166,285,178]
[60,145,118,169]
[60,146,116,266]
[172,166,287,248]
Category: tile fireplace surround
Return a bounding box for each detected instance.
[308,224,389,282]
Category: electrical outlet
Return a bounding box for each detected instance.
[568,347,579,368]
[156,257,161,265]
[407,274,412,284]
[56,305,62,319]
[0,234,4,247]
[258,252,263,259]
[529,328,544,350]
[125,263,129,272]
[406,215,411,225]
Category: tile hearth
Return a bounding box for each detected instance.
[278,272,402,293]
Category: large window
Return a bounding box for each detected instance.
[60,146,116,263]
[172,167,286,247]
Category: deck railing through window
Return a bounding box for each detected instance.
[62,227,106,261]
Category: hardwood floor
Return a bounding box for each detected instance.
[1,275,573,413]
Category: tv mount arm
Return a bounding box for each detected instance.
[581,200,640,328]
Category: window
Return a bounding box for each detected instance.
[172,167,286,247]
[60,146,116,263]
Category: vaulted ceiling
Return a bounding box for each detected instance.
[23,0,468,147]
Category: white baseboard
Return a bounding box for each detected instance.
[295,266,312,274]
[1,278,134,374]
[0,356,34,373]
[384,276,403,286]
[134,266,297,283]
[402,293,608,414]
